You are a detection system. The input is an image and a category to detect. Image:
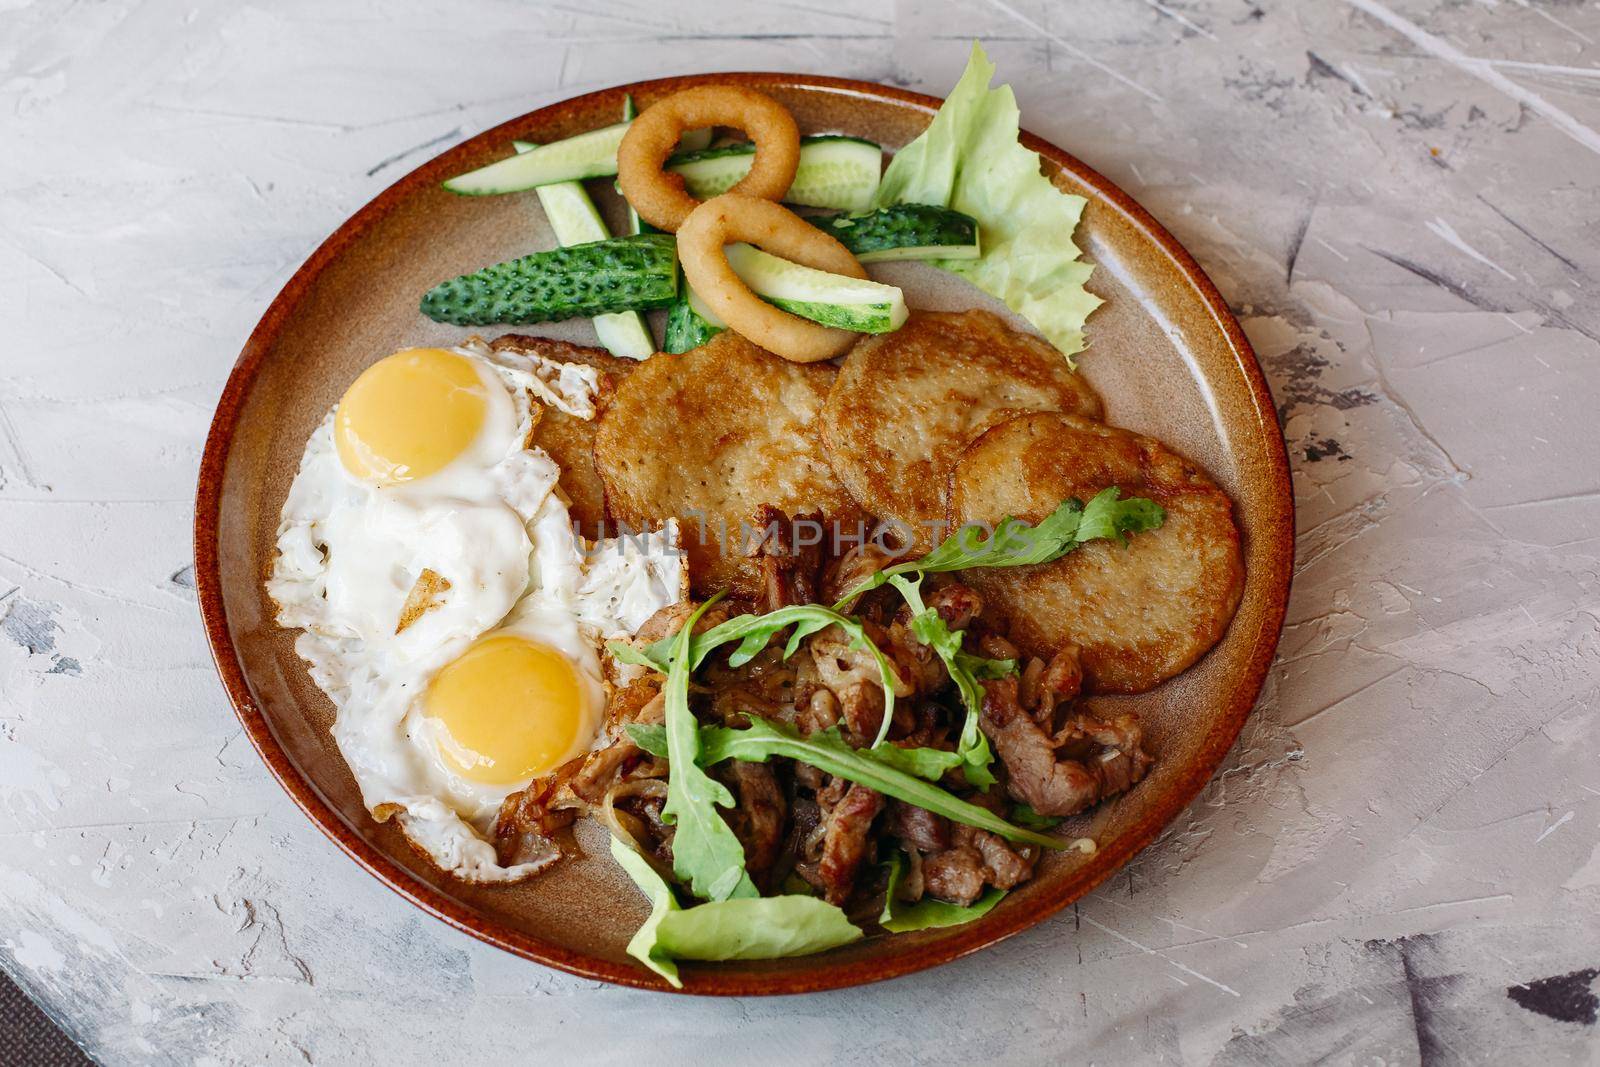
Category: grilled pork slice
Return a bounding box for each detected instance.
[980,675,1152,819]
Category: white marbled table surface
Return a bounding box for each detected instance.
[4,1,1599,1063]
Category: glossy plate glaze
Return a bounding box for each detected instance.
[194,74,1294,995]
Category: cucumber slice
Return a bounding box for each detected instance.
[448,107,715,196]
[622,95,648,237]
[516,118,707,194]
[534,182,656,359]
[664,299,721,353]
[810,204,981,263]
[445,122,630,195]
[677,123,714,154]
[533,180,611,244]
[521,115,656,360]
[687,286,725,327]
[421,235,679,326]
[725,243,907,334]
[669,136,882,212]
[664,286,726,353]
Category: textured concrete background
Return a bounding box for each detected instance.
[3,0,1598,1063]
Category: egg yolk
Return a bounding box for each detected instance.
[335,348,488,485]
[424,634,589,784]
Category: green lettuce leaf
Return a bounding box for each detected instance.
[879,850,1004,932]
[657,593,759,902]
[610,837,861,988]
[612,837,680,984]
[874,41,1101,364]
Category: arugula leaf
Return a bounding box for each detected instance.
[1008,804,1064,831]
[710,607,838,668]
[625,724,669,755]
[1076,487,1166,546]
[606,640,660,671]
[610,837,860,988]
[833,489,1164,607]
[879,850,1004,932]
[657,593,759,902]
[910,500,1089,571]
[614,604,902,749]
[630,723,961,781]
[860,738,964,780]
[697,608,899,738]
[633,715,1068,850]
[888,573,997,788]
[955,652,1017,681]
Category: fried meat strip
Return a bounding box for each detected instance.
[724,761,787,884]
[817,782,884,905]
[979,670,1152,819]
[747,505,826,613]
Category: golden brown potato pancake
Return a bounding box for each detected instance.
[594,330,855,595]
[820,309,1104,552]
[489,334,637,539]
[949,412,1244,694]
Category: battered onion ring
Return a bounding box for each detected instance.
[618,86,801,232]
[677,193,868,364]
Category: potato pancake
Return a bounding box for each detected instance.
[489,334,636,540]
[594,330,855,595]
[820,309,1103,552]
[949,412,1243,694]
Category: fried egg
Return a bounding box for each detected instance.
[268,340,682,882]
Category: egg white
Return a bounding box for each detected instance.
[268,340,683,883]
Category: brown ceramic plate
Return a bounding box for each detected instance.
[195,73,1293,994]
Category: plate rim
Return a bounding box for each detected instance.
[194,71,1295,996]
